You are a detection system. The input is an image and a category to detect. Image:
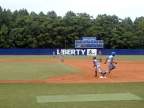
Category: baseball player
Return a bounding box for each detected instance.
[92,56,106,78]
[58,52,64,62]
[104,52,117,75]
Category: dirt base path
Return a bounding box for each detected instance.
[47,59,144,83]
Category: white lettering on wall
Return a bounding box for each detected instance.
[56,49,97,56]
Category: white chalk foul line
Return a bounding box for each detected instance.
[36,93,142,103]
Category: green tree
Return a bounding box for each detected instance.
[134,17,144,48]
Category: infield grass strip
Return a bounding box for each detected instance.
[36,93,142,103]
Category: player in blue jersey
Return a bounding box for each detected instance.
[104,52,117,75]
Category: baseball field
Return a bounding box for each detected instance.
[0,55,144,108]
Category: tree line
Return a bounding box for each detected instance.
[0,6,144,49]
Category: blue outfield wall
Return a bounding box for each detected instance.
[0,49,54,55]
[0,49,143,55]
[100,49,144,55]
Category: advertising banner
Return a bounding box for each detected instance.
[56,49,97,56]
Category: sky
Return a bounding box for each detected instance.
[0,0,144,20]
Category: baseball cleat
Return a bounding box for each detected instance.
[99,76,104,78]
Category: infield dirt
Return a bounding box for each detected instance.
[0,58,144,83]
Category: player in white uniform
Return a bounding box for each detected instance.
[93,57,106,78]
[104,52,117,75]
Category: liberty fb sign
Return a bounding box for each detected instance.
[56,49,97,56]
[87,49,97,56]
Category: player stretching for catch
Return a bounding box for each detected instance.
[104,52,117,76]
[93,57,106,78]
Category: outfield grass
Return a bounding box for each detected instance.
[0,83,144,108]
[63,55,144,60]
[0,55,79,80]
[0,55,143,60]
[0,55,52,59]
[117,55,144,60]
[0,62,79,80]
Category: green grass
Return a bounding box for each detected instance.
[116,55,144,60]
[0,55,51,59]
[0,62,78,80]
[0,83,144,108]
[37,93,142,103]
[0,55,82,80]
[0,55,143,60]
[63,55,144,61]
